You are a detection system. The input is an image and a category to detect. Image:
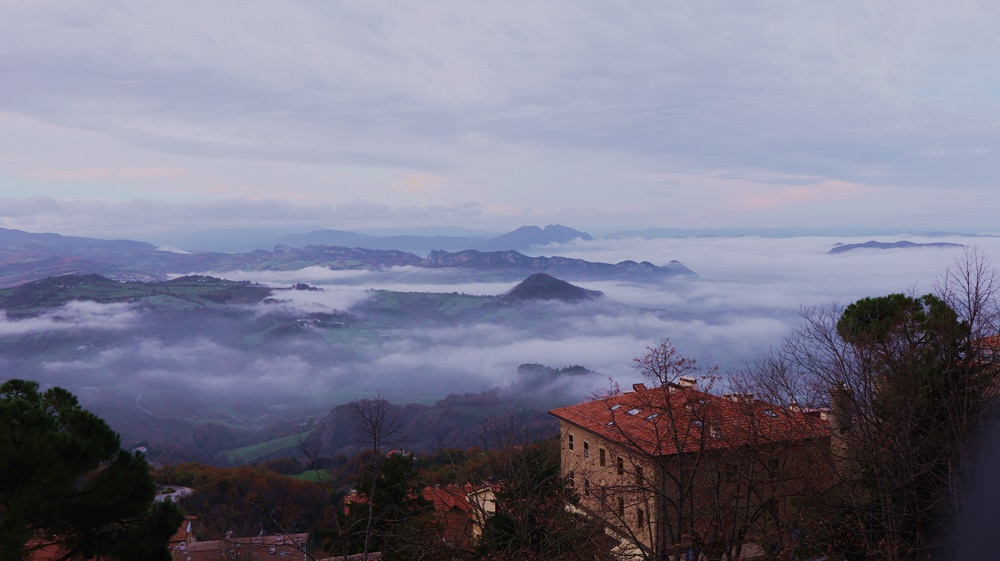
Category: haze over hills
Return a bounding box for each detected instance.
[270,224,593,254]
[0,229,982,466]
[828,240,965,254]
[305,363,595,457]
[0,270,628,460]
[0,226,695,287]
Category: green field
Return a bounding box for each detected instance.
[289,469,331,483]
[224,430,314,464]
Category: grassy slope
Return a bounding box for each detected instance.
[225,430,314,464]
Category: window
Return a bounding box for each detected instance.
[569,470,575,486]
[725,464,738,480]
[599,485,607,505]
[584,441,590,458]
[637,507,645,527]
[617,457,624,476]
[584,478,590,496]
[568,433,574,451]
[599,448,606,467]
[617,496,625,517]
[636,465,644,486]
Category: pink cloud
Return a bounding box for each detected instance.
[388,173,444,193]
[734,181,866,211]
[21,166,189,181]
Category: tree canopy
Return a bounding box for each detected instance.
[0,379,181,561]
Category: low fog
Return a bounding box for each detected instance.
[1,234,990,445]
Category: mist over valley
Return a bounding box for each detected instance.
[0,225,988,462]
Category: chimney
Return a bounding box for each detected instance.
[678,376,697,390]
[829,384,854,432]
[632,383,647,393]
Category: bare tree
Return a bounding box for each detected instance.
[747,250,1000,561]
[351,391,404,560]
[937,246,1000,340]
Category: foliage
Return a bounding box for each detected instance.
[833,292,992,559]
[478,439,613,561]
[0,378,182,561]
[357,452,433,560]
[753,250,1000,560]
[153,462,334,541]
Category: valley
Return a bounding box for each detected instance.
[0,226,986,468]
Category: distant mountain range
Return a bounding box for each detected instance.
[0,226,695,287]
[828,240,964,254]
[271,224,592,254]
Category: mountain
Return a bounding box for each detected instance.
[828,240,964,254]
[271,229,483,254]
[303,363,597,456]
[0,274,277,317]
[271,224,592,254]
[0,227,694,286]
[420,249,695,280]
[0,227,158,261]
[503,273,602,302]
[349,273,614,327]
[474,225,592,251]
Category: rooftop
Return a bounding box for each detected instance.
[549,382,828,457]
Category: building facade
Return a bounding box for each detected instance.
[550,379,830,560]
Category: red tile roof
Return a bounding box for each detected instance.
[550,383,828,457]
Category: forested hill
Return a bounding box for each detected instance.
[828,240,963,254]
[0,274,276,317]
[304,363,598,457]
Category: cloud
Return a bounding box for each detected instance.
[6,233,998,437]
[2,1,998,235]
[21,166,189,181]
[0,301,138,336]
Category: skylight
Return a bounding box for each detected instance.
[645,413,659,421]
[610,404,622,411]
[626,408,642,416]
[764,410,778,418]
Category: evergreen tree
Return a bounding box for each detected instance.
[0,379,182,560]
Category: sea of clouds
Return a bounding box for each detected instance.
[3,235,992,416]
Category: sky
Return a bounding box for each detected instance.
[2,1,1000,241]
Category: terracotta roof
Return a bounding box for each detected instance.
[550,383,828,457]
[168,515,197,546]
[421,483,494,514]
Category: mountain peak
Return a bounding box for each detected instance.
[476,224,592,251]
[503,273,603,303]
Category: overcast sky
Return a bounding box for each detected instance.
[2,1,999,240]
